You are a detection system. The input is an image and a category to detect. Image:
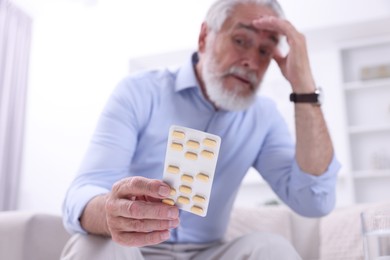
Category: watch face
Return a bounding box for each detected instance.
[315,88,323,105]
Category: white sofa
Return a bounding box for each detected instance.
[1,202,388,260]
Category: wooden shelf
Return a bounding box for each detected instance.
[348,124,390,134]
[353,169,390,179]
[340,35,390,204]
[344,78,390,91]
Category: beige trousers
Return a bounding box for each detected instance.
[61,232,302,260]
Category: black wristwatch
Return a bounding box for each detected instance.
[289,88,322,106]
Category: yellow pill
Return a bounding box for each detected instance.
[179,185,192,194]
[191,206,204,215]
[170,188,176,196]
[172,130,185,139]
[186,140,200,149]
[170,142,183,151]
[162,199,175,206]
[193,195,206,204]
[177,196,190,205]
[167,165,180,174]
[181,174,194,183]
[185,152,198,160]
[201,150,214,159]
[203,138,217,148]
[196,173,209,182]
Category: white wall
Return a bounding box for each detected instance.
[15,0,212,214]
[13,0,390,214]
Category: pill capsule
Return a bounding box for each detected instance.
[177,196,190,204]
[179,185,192,194]
[196,173,209,182]
[186,140,200,149]
[193,195,206,204]
[181,174,194,183]
[170,188,176,196]
[172,130,185,139]
[191,206,204,215]
[162,199,175,206]
[185,152,198,160]
[203,138,217,148]
[167,165,180,174]
[201,150,214,159]
[170,142,183,151]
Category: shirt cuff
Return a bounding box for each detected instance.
[63,185,109,234]
[290,154,342,193]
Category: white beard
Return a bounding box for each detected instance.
[201,47,261,111]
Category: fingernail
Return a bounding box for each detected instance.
[158,186,170,196]
[160,231,170,240]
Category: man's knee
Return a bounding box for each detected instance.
[237,232,301,259]
[61,233,143,260]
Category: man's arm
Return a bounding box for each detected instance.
[294,104,333,175]
[63,77,180,246]
[253,16,333,176]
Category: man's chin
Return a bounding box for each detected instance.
[213,95,255,111]
[225,82,255,95]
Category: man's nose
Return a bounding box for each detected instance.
[240,50,261,71]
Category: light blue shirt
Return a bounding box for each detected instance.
[63,53,341,243]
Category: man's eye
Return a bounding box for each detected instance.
[234,38,246,46]
[259,48,271,57]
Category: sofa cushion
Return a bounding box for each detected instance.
[226,206,322,260]
[226,206,293,242]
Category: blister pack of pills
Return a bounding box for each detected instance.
[161,125,221,217]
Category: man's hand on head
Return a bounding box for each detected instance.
[252,16,316,93]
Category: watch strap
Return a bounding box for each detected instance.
[289,88,322,105]
[289,92,319,103]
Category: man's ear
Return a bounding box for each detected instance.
[198,22,209,54]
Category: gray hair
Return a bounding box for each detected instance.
[204,0,284,32]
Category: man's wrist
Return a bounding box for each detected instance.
[80,194,111,236]
[290,87,322,106]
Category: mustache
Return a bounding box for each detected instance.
[221,66,259,88]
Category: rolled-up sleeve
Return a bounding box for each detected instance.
[287,155,341,217]
[254,101,342,218]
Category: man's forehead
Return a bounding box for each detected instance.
[233,22,280,45]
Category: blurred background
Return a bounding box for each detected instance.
[1,0,390,214]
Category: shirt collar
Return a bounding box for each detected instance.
[175,52,201,92]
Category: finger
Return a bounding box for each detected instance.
[108,216,180,233]
[272,47,285,68]
[113,230,171,247]
[106,198,179,220]
[252,16,297,41]
[112,176,171,199]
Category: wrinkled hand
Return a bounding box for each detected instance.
[253,16,316,93]
[105,176,179,247]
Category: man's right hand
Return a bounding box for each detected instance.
[80,176,180,247]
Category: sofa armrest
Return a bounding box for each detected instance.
[0,211,71,260]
